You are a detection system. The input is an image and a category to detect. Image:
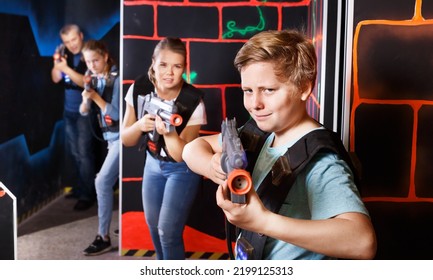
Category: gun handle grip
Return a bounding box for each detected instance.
[170,114,183,126]
[83,75,92,91]
[227,169,252,195]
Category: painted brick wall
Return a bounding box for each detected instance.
[121,0,313,254]
[350,0,433,259]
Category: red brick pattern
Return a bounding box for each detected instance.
[121,0,315,254]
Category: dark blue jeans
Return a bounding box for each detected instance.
[142,152,201,260]
[64,110,96,201]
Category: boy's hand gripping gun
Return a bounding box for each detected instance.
[221,118,252,204]
[137,92,183,143]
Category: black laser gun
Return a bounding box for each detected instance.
[221,118,252,204]
[137,92,183,142]
[81,69,96,113]
[53,44,65,62]
[83,69,98,92]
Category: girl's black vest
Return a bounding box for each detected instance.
[132,74,203,162]
[95,67,119,133]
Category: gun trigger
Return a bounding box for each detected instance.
[271,156,292,186]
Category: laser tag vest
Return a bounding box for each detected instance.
[233,119,359,260]
[132,74,203,162]
[96,67,119,134]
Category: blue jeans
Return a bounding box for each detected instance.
[142,152,201,260]
[95,138,119,236]
[64,110,96,201]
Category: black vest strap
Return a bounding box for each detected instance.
[132,74,153,119]
[234,121,358,259]
[98,70,119,132]
[132,75,203,161]
[174,83,204,134]
[238,119,270,173]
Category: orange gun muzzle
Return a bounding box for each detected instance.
[170,114,183,126]
[227,169,252,195]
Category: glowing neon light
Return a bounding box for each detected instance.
[183,71,197,84]
[223,6,265,39]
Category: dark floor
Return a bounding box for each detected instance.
[18,194,102,237]
[16,191,148,260]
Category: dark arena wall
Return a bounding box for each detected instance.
[349,0,433,259]
[2,0,433,260]
[0,0,120,222]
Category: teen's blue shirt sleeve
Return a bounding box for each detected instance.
[263,152,368,260]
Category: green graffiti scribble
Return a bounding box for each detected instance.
[223,6,265,39]
[183,71,197,84]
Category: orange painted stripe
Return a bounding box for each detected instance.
[122,177,142,182]
[351,0,431,202]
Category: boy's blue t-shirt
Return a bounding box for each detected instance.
[243,130,369,260]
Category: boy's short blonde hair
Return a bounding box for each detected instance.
[234,29,317,93]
